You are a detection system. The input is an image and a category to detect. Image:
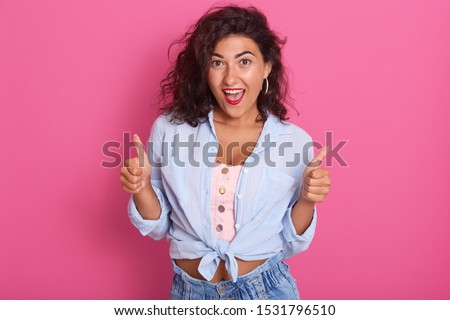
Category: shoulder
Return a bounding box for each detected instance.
[151,113,173,131]
[150,112,207,141]
[270,115,313,144]
[151,113,196,133]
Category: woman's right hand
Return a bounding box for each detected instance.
[120,134,151,194]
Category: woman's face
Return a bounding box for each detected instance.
[207,34,272,122]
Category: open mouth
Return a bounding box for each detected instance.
[223,88,245,105]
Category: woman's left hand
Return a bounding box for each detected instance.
[300,147,331,203]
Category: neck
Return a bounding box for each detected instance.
[212,107,263,128]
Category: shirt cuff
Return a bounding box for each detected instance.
[127,186,171,239]
[284,205,317,243]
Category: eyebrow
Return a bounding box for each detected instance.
[211,51,256,59]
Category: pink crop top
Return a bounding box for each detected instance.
[210,162,242,242]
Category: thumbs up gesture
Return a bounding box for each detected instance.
[120,134,152,194]
[300,146,331,203]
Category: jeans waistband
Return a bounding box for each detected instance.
[171,252,285,292]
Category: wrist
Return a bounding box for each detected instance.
[134,179,152,196]
[299,192,315,206]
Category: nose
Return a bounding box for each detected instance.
[223,65,238,86]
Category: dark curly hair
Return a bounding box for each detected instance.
[158,5,294,127]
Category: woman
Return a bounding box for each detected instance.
[120,5,331,300]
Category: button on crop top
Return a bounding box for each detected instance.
[210,162,242,242]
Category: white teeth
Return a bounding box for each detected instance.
[224,89,244,94]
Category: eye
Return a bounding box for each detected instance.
[240,59,251,66]
[211,60,223,68]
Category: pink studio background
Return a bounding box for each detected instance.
[0,0,449,299]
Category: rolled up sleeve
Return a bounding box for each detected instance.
[127,183,171,240]
[281,203,317,259]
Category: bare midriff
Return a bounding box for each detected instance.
[174,258,267,283]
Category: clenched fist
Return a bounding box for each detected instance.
[301,147,331,203]
[120,134,151,194]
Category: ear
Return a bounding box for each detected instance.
[264,61,273,78]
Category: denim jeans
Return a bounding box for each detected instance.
[169,252,300,300]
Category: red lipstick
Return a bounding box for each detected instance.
[223,88,245,105]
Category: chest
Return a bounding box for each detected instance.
[213,123,263,166]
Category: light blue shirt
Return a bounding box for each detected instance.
[128,109,317,282]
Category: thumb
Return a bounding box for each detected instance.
[133,134,148,168]
[307,146,329,169]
